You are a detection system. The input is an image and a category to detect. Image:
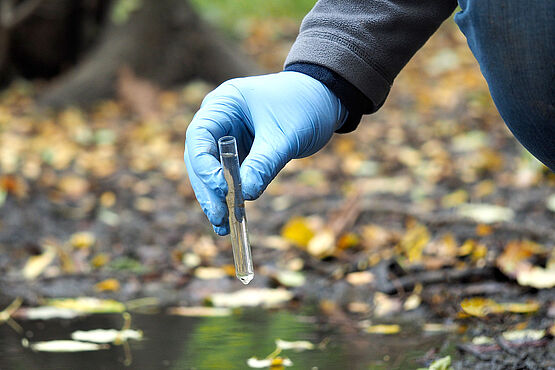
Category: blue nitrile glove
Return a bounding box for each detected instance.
[184,71,347,235]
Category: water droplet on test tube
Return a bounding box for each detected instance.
[218,136,254,284]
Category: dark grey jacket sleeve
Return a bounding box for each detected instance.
[285,0,457,113]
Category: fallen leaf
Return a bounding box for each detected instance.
[210,289,293,308]
[475,224,493,236]
[15,306,83,320]
[25,339,108,352]
[419,355,452,370]
[457,204,514,224]
[47,297,125,313]
[460,297,504,317]
[471,336,494,345]
[182,253,201,268]
[398,222,430,263]
[365,324,401,334]
[337,233,359,250]
[347,302,371,314]
[247,357,293,368]
[58,176,89,199]
[91,253,110,268]
[274,271,306,288]
[502,329,545,343]
[22,245,57,280]
[281,217,314,248]
[275,339,314,351]
[500,301,540,314]
[516,266,555,289]
[404,293,421,311]
[441,189,468,208]
[71,329,143,343]
[451,130,487,152]
[307,228,335,258]
[194,267,227,280]
[70,232,95,249]
[99,191,116,208]
[167,307,232,317]
[346,271,375,286]
[422,323,458,332]
[94,278,120,292]
[374,292,402,317]
[496,240,542,278]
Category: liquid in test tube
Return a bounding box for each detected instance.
[218,136,254,284]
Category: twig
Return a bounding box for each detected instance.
[375,265,497,294]
[457,343,494,362]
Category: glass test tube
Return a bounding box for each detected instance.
[218,136,254,284]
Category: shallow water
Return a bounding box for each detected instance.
[0,309,456,369]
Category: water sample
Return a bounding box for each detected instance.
[218,136,254,284]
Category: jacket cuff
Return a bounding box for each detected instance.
[284,62,371,133]
[284,32,392,112]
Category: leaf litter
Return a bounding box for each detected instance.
[0,16,553,369]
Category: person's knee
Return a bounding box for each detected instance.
[455,0,555,170]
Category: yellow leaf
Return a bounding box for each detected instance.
[91,253,110,268]
[23,245,57,280]
[70,232,95,249]
[475,224,493,236]
[281,217,314,248]
[365,324,401,334]
[500,301,540,314]
[458,239,476,257]
[460,297,504,317]
[473,180,495,198]
[471,243,488,262]
[47,298,125,313]
[94,279,120,292]
[398,222,430,263]
[99,192,116,208]
[497,240,543,278]
[337,233,359,250]
[441,189,468,208]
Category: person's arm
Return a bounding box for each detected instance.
[285,0,458,132]
[185,1,458,234]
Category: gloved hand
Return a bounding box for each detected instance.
[184,71,347,235]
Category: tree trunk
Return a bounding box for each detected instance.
[39,0,260,107]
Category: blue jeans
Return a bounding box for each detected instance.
[455,0,554,171]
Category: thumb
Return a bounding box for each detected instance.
[240,137,292,201]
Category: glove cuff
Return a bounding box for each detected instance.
[284,62,373,133]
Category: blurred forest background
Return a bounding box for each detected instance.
[0,0,554,369]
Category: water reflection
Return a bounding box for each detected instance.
[0,309,455,369]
